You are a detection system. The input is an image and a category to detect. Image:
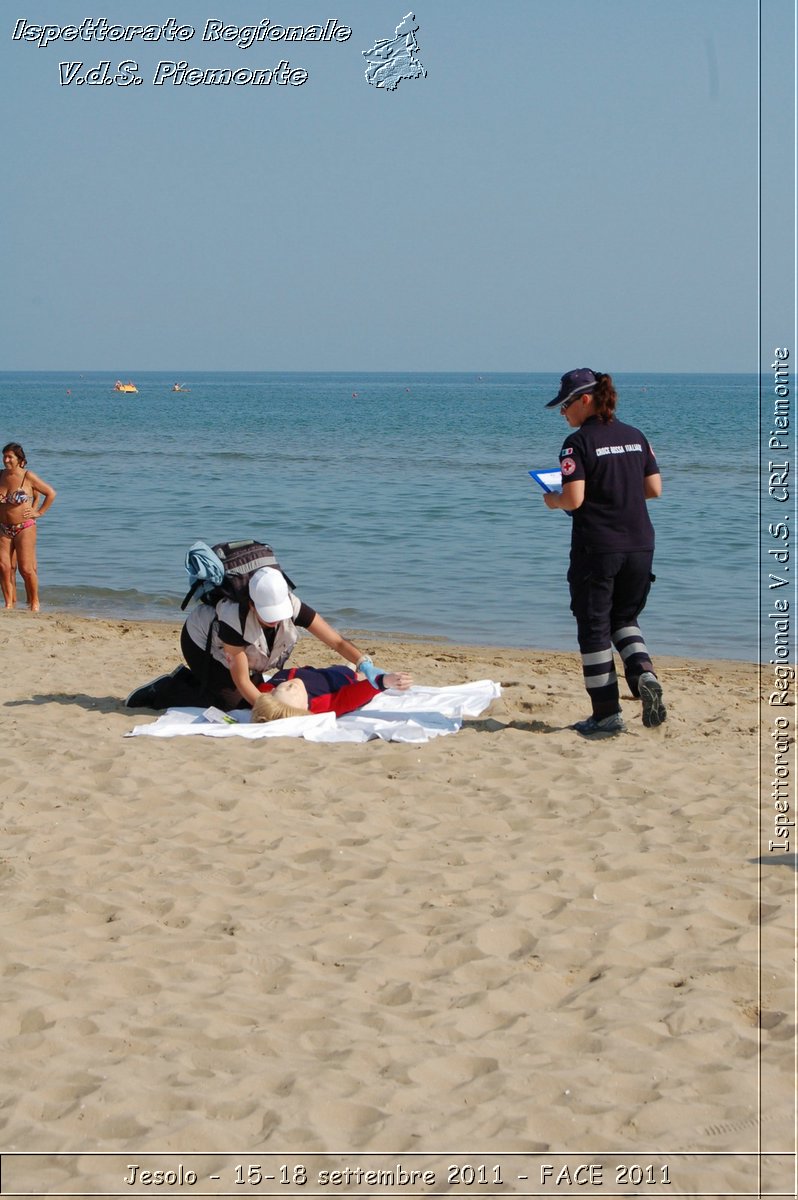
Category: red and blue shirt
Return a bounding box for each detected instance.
[257,664,385,717]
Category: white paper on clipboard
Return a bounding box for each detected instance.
[529,468,563,494]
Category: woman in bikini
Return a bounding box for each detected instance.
[0,442,57,611]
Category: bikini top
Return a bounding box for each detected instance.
[0,472,30,505]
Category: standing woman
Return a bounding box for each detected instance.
[542,369,666,736]
[0,442,57,611]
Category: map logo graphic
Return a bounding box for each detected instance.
[362,12,426,90]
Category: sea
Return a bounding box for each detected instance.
[0,371,760,661]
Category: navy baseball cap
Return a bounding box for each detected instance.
[546,368,598,408]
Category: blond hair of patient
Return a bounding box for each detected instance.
[252,690,308,722]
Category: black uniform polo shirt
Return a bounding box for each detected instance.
[559,416,659,554]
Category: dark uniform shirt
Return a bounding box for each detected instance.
[559,416,659,554]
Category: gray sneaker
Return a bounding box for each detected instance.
[638,672,666,727]
[571,712,626,737]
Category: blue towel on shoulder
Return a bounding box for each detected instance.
[185,541,225,598]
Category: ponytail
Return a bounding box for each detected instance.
[592,372,617,424]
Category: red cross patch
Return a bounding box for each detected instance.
[561,457,576,476]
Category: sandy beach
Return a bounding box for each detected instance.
[0,611,793,1195]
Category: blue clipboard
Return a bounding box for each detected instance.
[529,468,562,494]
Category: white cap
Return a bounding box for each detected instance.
[249,568,293,622]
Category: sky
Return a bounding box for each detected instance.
[1,0,793,373]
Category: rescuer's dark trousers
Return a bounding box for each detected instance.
[568,546,656,718]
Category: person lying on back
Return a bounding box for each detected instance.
[252,664,413,723]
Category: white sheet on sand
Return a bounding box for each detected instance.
[126,681,501,744]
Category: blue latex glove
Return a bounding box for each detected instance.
[357,657,382,686]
